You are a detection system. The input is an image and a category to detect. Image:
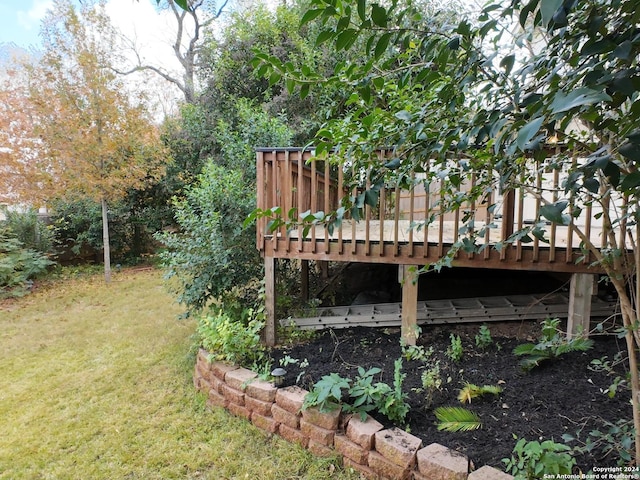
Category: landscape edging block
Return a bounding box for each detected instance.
[250,412,279,434]
[467,465,514,480]
[416,443,469,480]
[346,414,384,450]
[245,396,273,416]
[368,451,413,480]
[220,383,245,406]
[271,403,300,429]
[334,434,369,465]
[224,367,257,391]
[374,428,422,468]
[245,379,277,403]
[300,418,335,446]
[278,423,309,448]
[275,386,307,413]
[301,405,342,430]
[210,360,238,380]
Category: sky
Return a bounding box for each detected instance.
[0,0,180,51]
[0,0,203,114]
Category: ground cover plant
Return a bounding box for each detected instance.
[0,268,357,480]
[270,321,632,473]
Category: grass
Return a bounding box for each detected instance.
[0,268,358,480]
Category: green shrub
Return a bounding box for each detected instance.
[446,333,464,362]
[514,318,594,371]
[1,207,54,254]
[196,310,266,367]
[0,227,54,298]
[303,359,410,425]
[503,437,575,479]
[156,162,261,316]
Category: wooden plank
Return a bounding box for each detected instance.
[310,157,317,253]
[324,159,330,254]
[284,150,292,253]
[401,265,419,345]
[256,151,265,251]
[567,273,595,339]
[379,186,386,257]
[264,256,277,346]
[297,150,304,252]
[394,185,401,256]
[338,166,344,254]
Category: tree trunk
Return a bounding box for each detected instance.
[101,197,112,284]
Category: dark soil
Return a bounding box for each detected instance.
[270,320,632,472]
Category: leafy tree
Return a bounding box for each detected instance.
[124,0,230,104]
[156,102,293,315]
[3,1,169,283]
[254,0,640,463]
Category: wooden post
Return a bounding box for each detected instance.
[301,260,309,302]
[400,265,419,346]
[264,256,277,346]
[567,273,594,339]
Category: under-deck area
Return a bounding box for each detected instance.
[256,148,619,345]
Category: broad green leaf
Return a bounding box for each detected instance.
[550,88,612,114]
[540,201,570,225]
[336,29,358,51]
[301,8,323,25]
[385,158,401,169]
[375,33,391,59]
[540,0,562,27]
[619,142,640,162]
[371,4,387,28]
[174,0,189,10]
[315,29,334,46]
[267,68,283,86]
[516,117,544,151]
[500,54,515,76]
[364,189,379,207]
[395,110,412,121]
[300,83,310,100]
[357,0,366,22]
[583,177,600,194]
[621,171,640,192]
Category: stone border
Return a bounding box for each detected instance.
[194,349,514,480]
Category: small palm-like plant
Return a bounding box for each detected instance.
[434,406,482,432]
[458,383,503,404]
[514,318,594,371]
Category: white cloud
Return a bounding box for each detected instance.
[17,0,53,31]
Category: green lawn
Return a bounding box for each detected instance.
[0,269,357,479]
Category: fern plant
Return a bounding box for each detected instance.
[513,318,594,371]
[434,406,482,432]
[458,383,503,404]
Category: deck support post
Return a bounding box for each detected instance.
[567,273,595,339]
[301,260,309,302]
[264,256,277,346]
[399,265,419,346]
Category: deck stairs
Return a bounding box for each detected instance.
[282,293,619,330]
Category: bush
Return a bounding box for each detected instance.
[0,227,54,298]
[156,162,262,316]
[1,207,54,254]
[196,310,266,367]
[49,196,161,264]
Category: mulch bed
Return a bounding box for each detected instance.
[270,321,632,472]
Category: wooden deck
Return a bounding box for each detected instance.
[256,148,619,345]
[256,148,610,274]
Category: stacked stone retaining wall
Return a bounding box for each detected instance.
[193,349,513,480]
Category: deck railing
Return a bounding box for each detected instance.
[256,148,617,274]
